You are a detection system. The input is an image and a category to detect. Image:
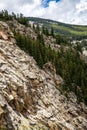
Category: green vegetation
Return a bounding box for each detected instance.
[0,10,29,26]
[0,10,87,104]
[14,30,87,105]
[1,10,87,40]
[28,17,87,40]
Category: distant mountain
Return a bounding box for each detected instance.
[28,17,87,40]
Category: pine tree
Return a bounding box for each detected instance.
[50,27,54,37]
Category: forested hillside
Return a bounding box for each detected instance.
[28,17,87,40]
[0,10,87,105]
[14,30,87,105]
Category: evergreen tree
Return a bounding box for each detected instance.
[50,27,54,37]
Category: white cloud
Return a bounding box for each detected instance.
[43,0,87,25]
[0,0,87,25]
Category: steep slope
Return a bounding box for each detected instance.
[7,20,61,52]
[0,21,87,130]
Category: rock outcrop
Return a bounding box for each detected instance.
[0,21,87,130]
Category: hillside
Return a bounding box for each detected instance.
[0,10,87,130]
[28,17,87,40]
[0,19,87,130]
[0,10,87,104]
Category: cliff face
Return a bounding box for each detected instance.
[0,21,87,130]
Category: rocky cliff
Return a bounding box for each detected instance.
[0,21,87,130]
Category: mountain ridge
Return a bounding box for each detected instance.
[28,16,87,26]
[28,17,87,40]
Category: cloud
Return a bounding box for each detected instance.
[0,0,87,25]
[42,0,87,25]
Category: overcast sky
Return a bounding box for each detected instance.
[0,0,87,25]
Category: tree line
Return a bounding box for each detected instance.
[0,10,28,25]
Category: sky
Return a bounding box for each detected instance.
[0,0,87,25]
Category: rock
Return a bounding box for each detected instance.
[68,92,77,103]
[8,94,14,102]
[80,102,87,114]
[43,62,56,74]
[0,94,7,107]
[0,30,8,40]
[72,117,87,130]
[0,21,15,43]
[0,20,87,130]
[48,121,54,130]
[0,106,4,116]
[37,109,53,118]
[28,72,37,79]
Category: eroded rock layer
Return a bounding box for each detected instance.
[0,21,87,130]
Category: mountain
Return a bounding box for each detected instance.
[0,11,87,130]
[28,17,87,40]
[0,19,87,130]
